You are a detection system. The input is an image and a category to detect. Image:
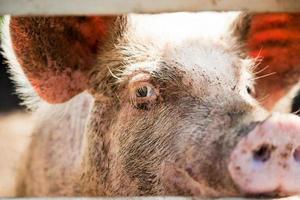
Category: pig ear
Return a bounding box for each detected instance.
[247,13,300,110]
[9,16,117,104]
[231,13,253,44]
[230,13,253,58]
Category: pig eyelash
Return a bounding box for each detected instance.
[250,72,276,81]
[107,66,121,81]
[248,48,263,72]
[252,65,270,75]
[249,60,262,73]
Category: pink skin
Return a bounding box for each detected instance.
[30,68,88,103]
[229,113,300,195]
[5,14,300,197]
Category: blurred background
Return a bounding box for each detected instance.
[0,52,23,114]
[0,16,33,197]
[0,50,32,197]
[0,16,23,114]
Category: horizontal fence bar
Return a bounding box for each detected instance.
[3,198,300,200]
[0,0,300,15]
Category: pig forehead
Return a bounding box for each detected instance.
[165,41,239,84]
[121,13,244,91]
[125,13,242,80]
[121,44,244,96]
[161,47,242,97]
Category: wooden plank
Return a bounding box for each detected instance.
[0,0,300,15]
[2,197,300,200]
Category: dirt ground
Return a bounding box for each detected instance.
[0,112,33,197]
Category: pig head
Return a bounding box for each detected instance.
[2,12,300,197]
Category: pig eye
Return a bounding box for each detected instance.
[136,86,155,98]
[131,83,158,110]
[246,86,252,94]
[246,85,256,97]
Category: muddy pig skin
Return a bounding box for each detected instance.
[2,12,300,197]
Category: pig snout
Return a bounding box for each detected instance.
[229,113,300,196]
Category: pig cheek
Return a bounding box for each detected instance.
[106,120,142,194]
[161,161,220,197]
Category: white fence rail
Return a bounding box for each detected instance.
[0,0,300,15]
[3,197,300,200]
[0,1,300,200]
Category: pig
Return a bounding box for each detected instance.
[2,12,300,197]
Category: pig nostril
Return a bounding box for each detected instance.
[293,146,300,162]
[253,144,273,162]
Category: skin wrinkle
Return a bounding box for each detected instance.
[2,12,300,197]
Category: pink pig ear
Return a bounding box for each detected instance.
[247,13,300,110]
[9,16,117,104]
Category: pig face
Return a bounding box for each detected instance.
[5,12,300,197]
[82,13,269,196]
